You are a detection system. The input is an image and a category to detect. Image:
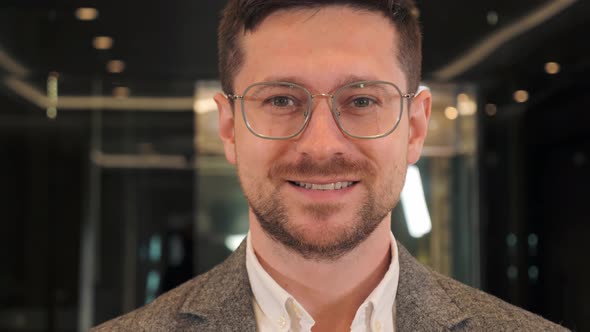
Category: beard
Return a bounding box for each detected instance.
[239,154,401,261]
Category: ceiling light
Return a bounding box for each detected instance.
[93,36,113,50]
[544,61,560,74]
[106,60,125,74]
[485,103,497,116]
[75,7,98,21]
[113,87,130,98]
[513,90,529,103]
[487,11,499,25]
[444,106,458,120]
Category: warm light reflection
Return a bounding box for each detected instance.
[47,72,58,119]
[75,7,99,21]
[485,103,497,116]
[513,90,529,103]
[545,61,560,74]
[193,98,217,114]
[444,106,459,120]
[106,60,125,74]
[113,86,130,98]
[487,11,499,25]
[457,93,469,103]
[457,93,477,116]
[47,108,57,119]
[93,36,113,50]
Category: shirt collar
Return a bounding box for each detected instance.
[246,234,314,330]
[351,231,400,329]
[246,232,400,330]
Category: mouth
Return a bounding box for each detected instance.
[288,180,358,191]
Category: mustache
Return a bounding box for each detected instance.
[269,155,375,179]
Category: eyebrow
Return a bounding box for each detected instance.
[258,74,381,93]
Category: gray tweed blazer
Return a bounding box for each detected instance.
[92,241,568,331]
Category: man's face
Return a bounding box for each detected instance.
[216,6,430,260]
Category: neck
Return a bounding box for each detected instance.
[249,213,392,328]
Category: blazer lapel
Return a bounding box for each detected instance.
[395,244,469,331]
[178,240,257,331]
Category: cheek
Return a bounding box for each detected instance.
[360,133,408,165]
[234,132,289,179]
[234,119,262,162]
[365,137,409,187]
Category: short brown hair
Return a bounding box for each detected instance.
[218,0,422,94]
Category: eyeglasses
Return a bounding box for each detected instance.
[227,80,417,140]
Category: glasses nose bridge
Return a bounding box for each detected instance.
[310,92,335,112]
[303,92,343,137]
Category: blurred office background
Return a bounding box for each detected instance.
[0,0,588,331]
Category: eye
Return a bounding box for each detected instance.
[352,96,375,108]
[270,96,295,107]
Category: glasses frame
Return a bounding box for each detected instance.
[227,80,416,140]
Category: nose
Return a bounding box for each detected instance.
[293,95,351,160]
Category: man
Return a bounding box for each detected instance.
[93,0,568,331]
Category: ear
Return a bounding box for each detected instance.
[406,87,431,165]
[214,92,237,165]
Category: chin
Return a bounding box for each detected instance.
[296,222,350,242]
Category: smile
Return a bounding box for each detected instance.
[290,181,357,191]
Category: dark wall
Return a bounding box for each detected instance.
[480,75,589,330]
[0,93,88,331]
[523,79,590,330]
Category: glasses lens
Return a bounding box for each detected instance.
[242,83,309,138]
[334,82,403,137]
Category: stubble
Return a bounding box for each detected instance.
[239,154,401,261]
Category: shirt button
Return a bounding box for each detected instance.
[278,316,287,329]
[375,321,382,332]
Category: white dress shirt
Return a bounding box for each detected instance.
[246,232,400,332]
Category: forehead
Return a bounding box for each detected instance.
[235,5,405,92]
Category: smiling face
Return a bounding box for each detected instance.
[215,5,430,260]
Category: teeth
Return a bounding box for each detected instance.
[294,181,355,190]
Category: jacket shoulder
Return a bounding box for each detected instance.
[432,271,569,331]
[91,271,212,331]
[91,241,253,332]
